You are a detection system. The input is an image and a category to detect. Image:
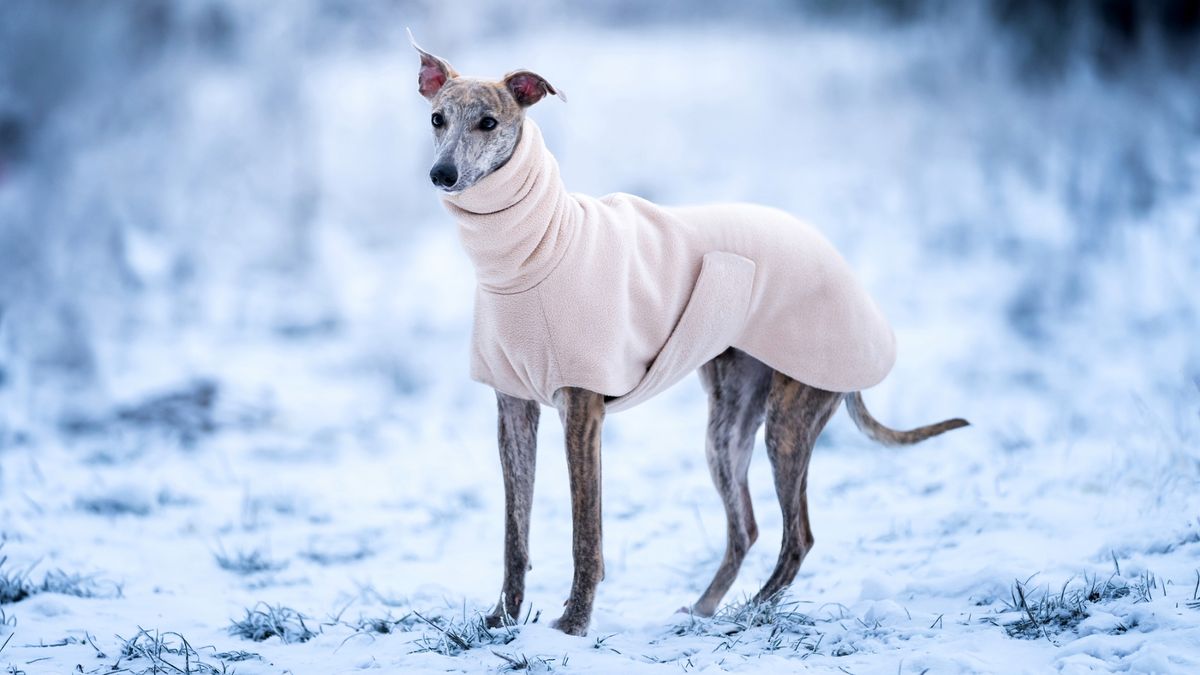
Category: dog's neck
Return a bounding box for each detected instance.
[441,119,581,294]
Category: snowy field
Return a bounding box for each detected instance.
[1,4,1199,674]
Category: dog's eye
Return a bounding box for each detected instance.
[431,112,445,128]
[479,116,497,131]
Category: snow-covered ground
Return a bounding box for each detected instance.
[1,6,1199,674]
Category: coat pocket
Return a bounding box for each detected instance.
[606,251,756,413]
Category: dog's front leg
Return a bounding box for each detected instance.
[485,391,541,628]
[550,386,605,636]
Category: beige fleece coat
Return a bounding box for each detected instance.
[442,119,896,411]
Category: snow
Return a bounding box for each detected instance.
[1,4,1199,674]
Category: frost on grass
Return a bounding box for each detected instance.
[0,552,121,604]
[994,567,1160,641]
[211,649,263,662]
[228,602,318,643]
[405,606,538,657]
[213,546,288,576]
[492,651,561,672]
[672,594,823,656]
[327,593,541,657]
[88,627,244,675]
[347,613,414,635]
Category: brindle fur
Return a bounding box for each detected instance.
[550,386,606,636]
[692,348,773,617]
[484,392,541,628]
[427,77,526,192]
[413,40,969,637]
[755,370,843,603]
[412,32,559,194]
[488,351,965,636]
[845,391,968,446]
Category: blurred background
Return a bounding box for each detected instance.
[1,1,1199,670]
[0,0,1197,440]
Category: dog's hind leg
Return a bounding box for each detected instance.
[485,391,541,628]
[691,348,773,617]
[754,372,841,604]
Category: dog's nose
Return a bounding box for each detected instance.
[430,164,458,188]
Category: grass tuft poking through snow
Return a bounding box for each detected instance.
[75,494,154,517]
[493,650,561,672]
[228,602,318,643]
[675,593,815,635]
[673,594,824,656]
[107,627,232,675]
[0,552,122,605]
[211,649,263,662]
[997,567,1159,641]
[213,546,288,576]
[342,612,421,635]
[407,605,539,656]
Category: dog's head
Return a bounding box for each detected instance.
[411,32,565,194]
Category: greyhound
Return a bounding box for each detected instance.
[412,35,968,637]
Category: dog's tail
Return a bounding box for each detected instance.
[843,392,968,447]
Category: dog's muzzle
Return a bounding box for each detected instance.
[430,163,458,189]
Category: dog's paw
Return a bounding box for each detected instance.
[679,599,718,618]
[550,614,589,637]
[485,595,522,628]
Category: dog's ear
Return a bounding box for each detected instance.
[503,70,567,107]
[408,29,457,99]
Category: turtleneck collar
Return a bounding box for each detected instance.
[441,118,580,294]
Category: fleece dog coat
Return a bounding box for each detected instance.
[442,119,896,412]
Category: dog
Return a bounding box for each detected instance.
[412,33,968,636]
